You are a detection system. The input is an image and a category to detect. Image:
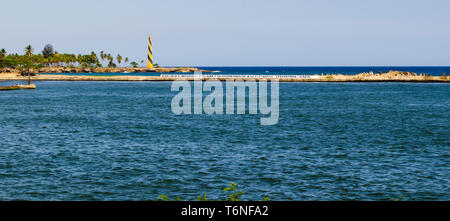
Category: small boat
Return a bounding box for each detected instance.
[0,84,36,91]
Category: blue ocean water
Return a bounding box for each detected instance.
[42,66,450,76]
[198,66,450,76]
[0,69,449,201]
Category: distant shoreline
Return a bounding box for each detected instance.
[0,66,204,75]
[1,70,449,82]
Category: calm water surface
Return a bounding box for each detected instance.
[0,81,448,200]
[42,66,450,76]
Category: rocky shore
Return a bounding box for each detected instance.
[0,70,448,82]
[0,84,36,90]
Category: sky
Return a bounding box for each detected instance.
[1,0,449,66]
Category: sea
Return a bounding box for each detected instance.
[0,66,448,200]
[42,66,450,76]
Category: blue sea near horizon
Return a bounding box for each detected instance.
[198,66,450,76]
[40,66,450,76]
[0,69,449,201]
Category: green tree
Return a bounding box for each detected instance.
[106,55,115,67]
[90,52,100,67]
[117,54,122,66]
[100,51,105,66]
[77,54,82,66]
[23,45,35,85]
[0,46,134,70]
[130,61,138,67]
[25,45,33,58]
[0,48,6,59]
[42,44,54,58]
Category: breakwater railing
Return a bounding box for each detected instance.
[160,74,321,79]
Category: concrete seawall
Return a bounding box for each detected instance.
[1,71,449,82]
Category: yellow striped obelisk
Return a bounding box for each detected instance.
[147,35,154,68]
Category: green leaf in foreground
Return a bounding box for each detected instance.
[157,194,170,201]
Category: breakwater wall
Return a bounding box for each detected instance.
[1,71,449,82]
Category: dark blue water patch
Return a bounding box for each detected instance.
[37,66,450,76]
[198,66,450,76]
[0,81,448,200]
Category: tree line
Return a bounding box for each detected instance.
[0,44,143,69]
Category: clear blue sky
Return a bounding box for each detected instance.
[1,0,449,66]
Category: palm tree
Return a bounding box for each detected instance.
[100,51,105,66]
[24,45,34,85]
[117,54,122,66]
[105,54,115,67]
[54,51,60,67]
[124,57,129,66]
[77,54,85,67]
[25,45,33,58]
[0,48,6,58]
[90,52,99,67]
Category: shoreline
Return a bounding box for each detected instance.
[0,66,204,75]
[0,84,36,90]
[0,70,449,83]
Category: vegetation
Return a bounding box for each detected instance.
[42,44,54,58]
[157,182,272,201]
[0,44,143,69]
[0,48,6,58]
[117,54,122,66]
[130,61,139,67]
[157,182,405,201]
[390,196,404,201]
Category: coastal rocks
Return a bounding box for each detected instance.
[0,84,36,90]
[20,69,39,76]
[0,68,15,73]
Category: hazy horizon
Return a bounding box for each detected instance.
[1,0,449,66]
